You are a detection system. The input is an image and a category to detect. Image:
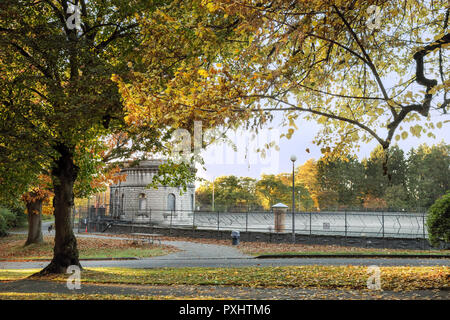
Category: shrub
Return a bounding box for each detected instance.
[0,214,6,237]
[0,207,17,236]
[10,206,27,228]
[426,192,450,247]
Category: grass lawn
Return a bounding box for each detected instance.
[235,243,450,257]
[0,234,178,260]
[104,233,449,256]
[0,266,448,292]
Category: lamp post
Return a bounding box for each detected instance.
[290,155,297,243]
[212,176,215,212]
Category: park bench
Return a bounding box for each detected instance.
[130,233,163,245]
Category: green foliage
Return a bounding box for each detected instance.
[317,157,365,209]
[362,146,408,198]
[407,143,450,209]
[384,185,410,210]
[148,160,196,194]
[426,192,450,247]
[196,175,260,211]
[0,207,18,236]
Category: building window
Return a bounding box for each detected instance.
[167,193,176,211]
[138,193,147,211]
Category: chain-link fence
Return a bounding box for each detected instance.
[76,204,428,239]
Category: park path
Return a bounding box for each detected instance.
[76,233,253,260]
[13,221,251,259]
[4,223,450,269]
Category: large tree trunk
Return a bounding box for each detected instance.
[24,199,44,246]
[39,144,80,274]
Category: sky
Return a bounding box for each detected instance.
[195,113,450,185]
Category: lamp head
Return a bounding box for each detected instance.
[290,155,297,162]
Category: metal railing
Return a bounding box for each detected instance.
[75,204,429,239]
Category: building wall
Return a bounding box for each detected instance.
[109,160,195,223]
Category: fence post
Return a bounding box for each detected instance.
[309,211,312,235]
[148,208,152,233]
[245,210,248,233]
[217,210,220,239]
[170,210,173,235]
[422,212,426,239]
[344,210,347,237]
[192,210,195,237]
[88,206,91,233]
[382,211,385,238]
[76,206,79,233]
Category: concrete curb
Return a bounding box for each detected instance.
[0,257,139,262]
[255,254,450,259]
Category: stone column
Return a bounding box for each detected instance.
[272,203,288,233]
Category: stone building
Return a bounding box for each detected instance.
[109,159,195,224]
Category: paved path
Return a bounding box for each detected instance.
[4,228,449,270]
[2,256,449,270]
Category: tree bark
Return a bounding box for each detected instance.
[24,199,43,246]
[38,144,80,274]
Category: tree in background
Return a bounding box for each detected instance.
[407,143,450,209]
[276,172,313,211]
[295,160,320,210]
[195,176,258,211]
[363,146,408,198]
[195,143,449,212]
[316,156,365,209]
[21,175,53,246]
[256,174,290,209]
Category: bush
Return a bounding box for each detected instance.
[10,206,27,228]
[426,192,450,247]
[0,207,17,236]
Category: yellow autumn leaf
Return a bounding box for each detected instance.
[198,69,208,78]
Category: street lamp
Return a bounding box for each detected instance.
[212,176,215,212]
[290,154,297,243]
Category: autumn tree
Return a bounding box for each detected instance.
[256,174,285,208]
[0,0,253,273]
[196,176,259,211]
[21,176,53,246]
[0,1,157,273]
[296,159,320,210]
[276,172,313,210]
[196,1,449,172]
